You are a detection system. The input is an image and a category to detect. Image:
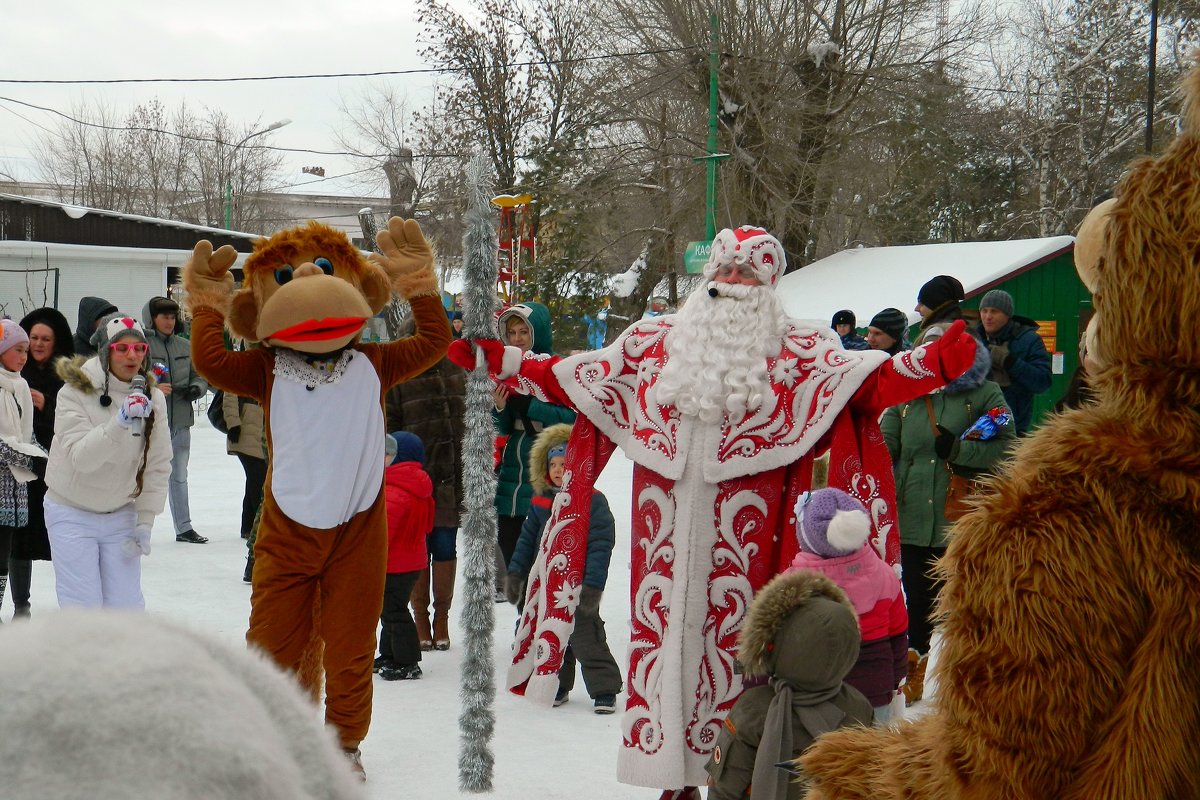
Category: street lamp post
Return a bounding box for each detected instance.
[223,118,292,229]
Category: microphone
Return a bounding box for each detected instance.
[129,374,147,438]
[708,286,719,298]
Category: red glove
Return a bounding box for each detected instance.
[448,338,507,375]
[929,319,976,381]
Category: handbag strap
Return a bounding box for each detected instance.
[922,395,940,438]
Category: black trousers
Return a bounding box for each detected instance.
[900,543,947,655]
[556,605,623,699]
[235,453,268,539]
[380,570,422,667]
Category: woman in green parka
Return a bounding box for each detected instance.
[492,302,575,585]
[881,337,1014,699]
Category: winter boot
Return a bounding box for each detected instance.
[411,565,433,651]
[242,553,255,584]
[431,559,457,651]
[0,575,6,622]
[903,648,928,706]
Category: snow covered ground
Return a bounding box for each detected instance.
[4,404,653,800]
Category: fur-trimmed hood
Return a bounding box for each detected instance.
[529,422,573,494]
[737,570,860,687]
[56,354,156,396]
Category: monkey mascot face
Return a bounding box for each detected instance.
[227,221,391,354]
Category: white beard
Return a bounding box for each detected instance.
[655,281,788,424]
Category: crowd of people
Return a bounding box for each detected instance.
[0,229,1068,797]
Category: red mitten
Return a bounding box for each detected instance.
[930,319,975,381]
[448,338,507,374]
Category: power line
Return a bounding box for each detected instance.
[0,47,698,86]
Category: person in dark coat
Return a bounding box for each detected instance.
[975,290,1052,435]
[831,310,869,351]
[10,307,74,617]
[704,570,873,800]
[384,354,466,651]
[865,308,910,356]
[71,296,117,357]
[913,275,965,346]
[505,422,621,713]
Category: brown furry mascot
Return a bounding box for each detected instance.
[183,218,451,778]
[800,67,1200,799]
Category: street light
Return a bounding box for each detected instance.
[223,118,292,229]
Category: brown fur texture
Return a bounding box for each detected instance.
[737,570,855,678]
[801,65,1200,800]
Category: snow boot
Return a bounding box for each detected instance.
[431,559,456,650]
[411,565,433,651]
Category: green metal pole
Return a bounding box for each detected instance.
[706,10,719,239]
[223,179,233,229]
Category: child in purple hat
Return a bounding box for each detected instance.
[786,487,910,724]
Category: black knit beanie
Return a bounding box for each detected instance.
[917,275,965,311]
[868,308,909,343]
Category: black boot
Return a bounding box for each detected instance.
[243,553,254,584]
[8,558,31,618]
[0,575,7,622]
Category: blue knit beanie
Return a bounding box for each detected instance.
[388,431,425,466]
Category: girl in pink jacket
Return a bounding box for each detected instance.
[787,488,909,723]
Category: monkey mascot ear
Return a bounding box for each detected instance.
[1073,197,1115,294]
[228,286,260,343]
[360,264,392,316]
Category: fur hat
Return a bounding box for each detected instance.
[387,431,425,466]
[831,309,856,328]
[702,225,788,287]
[147,296,180,318]
[795,488,871,558]
[0,319,30,357]
[917,275,965,312]
[979,289,1014,318]
[868,307,909,343]
[529,423,573,494]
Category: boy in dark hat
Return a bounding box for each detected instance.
[831,310,869,351]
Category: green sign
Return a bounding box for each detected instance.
[683,240,712,274]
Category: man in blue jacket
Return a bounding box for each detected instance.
[976,290,1052,434]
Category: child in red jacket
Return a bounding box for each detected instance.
[376,431,435,681]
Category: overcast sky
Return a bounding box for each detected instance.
[0,0,447,197]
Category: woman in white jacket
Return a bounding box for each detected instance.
[44,313,172,609]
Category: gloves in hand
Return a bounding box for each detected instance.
[504,573,527,606]
[934,425,960,461]
[579,585,603,614]
[116,392,152,428]
[988,342,1011,371]
[448,338,507,374]
[121,525,153,557]
[227,425,242,444]
[929,320,975,382]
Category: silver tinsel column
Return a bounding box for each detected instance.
[458,152,500,793]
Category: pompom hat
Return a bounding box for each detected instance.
[795,487,871,558]
[92,312,149,407]
[0,319,30,357]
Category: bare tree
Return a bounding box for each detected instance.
[32,99,287,233]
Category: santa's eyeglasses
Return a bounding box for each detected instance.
[109,342,149,355]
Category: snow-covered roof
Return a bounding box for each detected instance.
[775,236,1075,327]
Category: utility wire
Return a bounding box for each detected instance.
[0,47,698,85]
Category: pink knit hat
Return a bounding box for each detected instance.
[0,319,30,357]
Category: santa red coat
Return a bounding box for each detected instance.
[500,316,967,790]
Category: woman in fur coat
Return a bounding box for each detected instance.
[799,65,1200,800]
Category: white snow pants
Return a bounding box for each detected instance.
[45,499,144,610]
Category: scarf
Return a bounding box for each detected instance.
[751,677,848,800]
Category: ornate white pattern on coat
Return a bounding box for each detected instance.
[551,317,890,484]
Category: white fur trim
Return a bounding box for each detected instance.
[498,345,524,380]
[827,509,870,553]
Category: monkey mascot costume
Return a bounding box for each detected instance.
[184,218,451,775]
[801,66,1200,799]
